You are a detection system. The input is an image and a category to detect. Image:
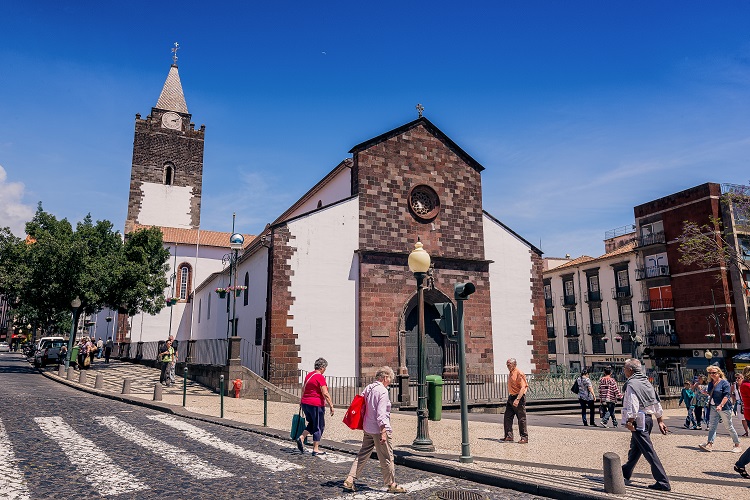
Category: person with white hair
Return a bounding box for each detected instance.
[620,358,671,491]
[503,358,529,444]
[343,366,406,494]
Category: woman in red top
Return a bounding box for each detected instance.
[297,357,334,456]
[734,367,750,479]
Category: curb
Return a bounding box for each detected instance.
[36,366,617,500]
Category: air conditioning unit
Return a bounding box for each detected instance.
[693,350,702,358]
[619,325,630,333]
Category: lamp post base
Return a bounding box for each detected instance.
[411,439,435,452]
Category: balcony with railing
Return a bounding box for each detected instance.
[639,298,674,312]
[612,286,632,300]
[548,339,557,354]
[545,297,554,309]
[561,294,576,306]
[584,290,602,302]
[638,231,666,247]
[547,326,557,338]
[646,331,679,347]
[566,325,579,337]
[588,323,605,335]
[635,265,670,280]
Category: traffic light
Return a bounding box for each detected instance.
[454,282,476,300]
[434,302,456,340]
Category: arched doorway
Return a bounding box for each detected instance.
[405,303,444,377]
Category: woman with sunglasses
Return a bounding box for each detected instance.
[698,366,742,453]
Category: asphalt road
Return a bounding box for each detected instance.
[0,352,548,500]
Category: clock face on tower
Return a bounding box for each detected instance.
[161,111,182,130]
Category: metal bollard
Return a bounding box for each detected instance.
[182,366,188,407]
[603,452,626,494]
[220,375,224,419]
[153,383,163,401]
[94,373,103,389]
[263,388,268,427]
[122,378,131,395]
[67,367,76,381]
[78,370,87,385]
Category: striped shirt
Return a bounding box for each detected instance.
[598,376,622,403]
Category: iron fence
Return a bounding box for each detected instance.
[191,338,227,365]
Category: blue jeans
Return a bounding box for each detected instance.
[684,406,697,428]
[707,407,740,445]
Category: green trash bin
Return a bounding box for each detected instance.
[426,375,443,421]
[70,345,80,367]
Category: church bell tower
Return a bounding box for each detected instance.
[125,45,204,234]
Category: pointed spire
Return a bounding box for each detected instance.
[155,65,188,114]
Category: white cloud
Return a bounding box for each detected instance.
[0,165,34,236]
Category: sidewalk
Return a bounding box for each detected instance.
[42,359,748,500]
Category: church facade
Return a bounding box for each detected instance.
[102,59,548,380]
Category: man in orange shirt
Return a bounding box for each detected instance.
[503,358,529,444]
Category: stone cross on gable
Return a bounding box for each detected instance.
[416,103,424,118]
[171,42,180,65]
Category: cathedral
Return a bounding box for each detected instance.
[97,55,548,381]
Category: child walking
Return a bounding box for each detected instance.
[679,381,698,429]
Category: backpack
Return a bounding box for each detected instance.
[571,378,580,395]
[157,341,166,360]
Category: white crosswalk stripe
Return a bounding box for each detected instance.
[94,416,233,479]
[0,418,31,500]
[261,436,354,464]
[148,415,303,472]
[34,416,148,496]
[322,477,451,499]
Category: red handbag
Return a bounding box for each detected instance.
[343,394,366,430]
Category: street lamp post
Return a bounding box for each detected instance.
[228,232,245,337]
[65,297,81,369]
[408,241,434,452]
[105,315,112,339]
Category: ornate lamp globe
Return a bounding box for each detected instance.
[230,233,244,250]
[408,241,430,274]
[704,350,713,359]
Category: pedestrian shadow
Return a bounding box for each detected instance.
[321,480,377,493]
[702,470,747,480]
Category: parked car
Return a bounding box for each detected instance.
[0,342,10,353]
[34,339,67,367]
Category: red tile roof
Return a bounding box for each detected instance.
[544,241,637,273]
[131,225,254,249]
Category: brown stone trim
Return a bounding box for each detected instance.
[528,251,549,373]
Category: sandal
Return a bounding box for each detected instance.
[343,479,356,492]
[735,465,750,479]
[387,485,407,493]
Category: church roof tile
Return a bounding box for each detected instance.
[131,224,253,249]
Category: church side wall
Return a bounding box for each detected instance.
[283,167,352,221]
[285,199,359,378]
[483,215,543,375]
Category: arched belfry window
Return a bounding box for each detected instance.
[176,263,192,300]
[164,162,175,186]
[243,272,249,306]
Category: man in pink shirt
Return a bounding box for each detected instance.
[343,366,406,494]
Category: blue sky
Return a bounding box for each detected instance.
[1,1,749,258]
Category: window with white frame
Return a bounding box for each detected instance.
[567,309,577,326]
[617,269,629,288]
[591,307,602,325]
[651,319,675,334]
[620,304,633,323]
[564,280,574,297]
[588,275,599,292]
[547,313,554,328]
[179,265,189,299]
[544,284,552,299]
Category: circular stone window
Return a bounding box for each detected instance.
[408,184,440,221]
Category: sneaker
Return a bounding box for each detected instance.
[699,443,712,452]
[683,423,690,429]
[518,438,528,444]
[731,446,743,453]
[696,426,702,430]
[623,478,632,486]
[311,451,327,456]
[691,426,698,430]
[600,420,607,427]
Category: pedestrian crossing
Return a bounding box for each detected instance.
[322,477,451,500]
[2,414,304,498]
[261,436,354,464]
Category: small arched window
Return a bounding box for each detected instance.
[176,263,192,300]
[164,162,175,186]
[243,272,249,306]
[317,200,323,208]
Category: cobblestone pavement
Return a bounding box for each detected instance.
[0,353,546,500]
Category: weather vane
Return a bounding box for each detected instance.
[171,42,180,65]
[416,103,424,118]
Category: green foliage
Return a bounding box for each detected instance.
[0,204,170,333]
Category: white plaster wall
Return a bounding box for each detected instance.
[283,167,351,221]
[138,183,193,228]
[483,215,536,375]
[287,198,359,378]
[116,242,229,344]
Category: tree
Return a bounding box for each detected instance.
[677,185,750,295]
[0,204,170,335]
